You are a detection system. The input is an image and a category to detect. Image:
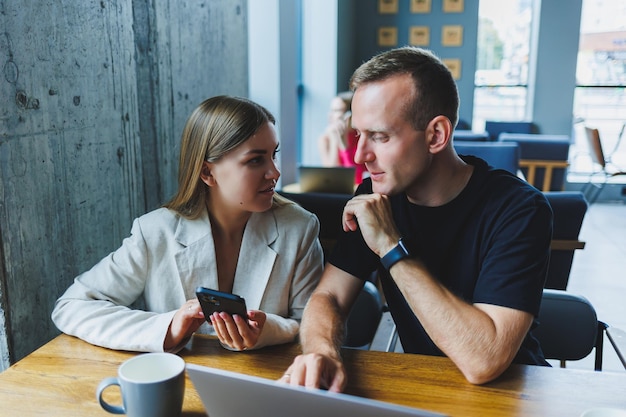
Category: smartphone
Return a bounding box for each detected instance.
[195,287,247,321]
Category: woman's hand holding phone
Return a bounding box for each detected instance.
[209,309,267,351]
[195,287,266,351]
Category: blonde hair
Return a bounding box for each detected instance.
[164,95,286,218]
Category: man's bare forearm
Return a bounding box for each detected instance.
[299,291,346,360]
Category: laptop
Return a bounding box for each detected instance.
[298,166,356,194]
[186,364,445,417]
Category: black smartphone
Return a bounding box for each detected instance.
[195,287,248,321]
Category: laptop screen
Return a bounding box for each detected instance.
[298,166,356,194]
[186,364,445,417]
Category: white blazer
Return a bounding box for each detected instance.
[51,202,324,352]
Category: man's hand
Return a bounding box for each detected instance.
[342,193,400,257]
[280,352,347,393]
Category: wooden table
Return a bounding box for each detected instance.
[1,334,625,416]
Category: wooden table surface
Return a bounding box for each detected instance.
[1,333,625,416]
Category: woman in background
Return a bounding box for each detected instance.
[317,91,367,184]
[52,96,323,353]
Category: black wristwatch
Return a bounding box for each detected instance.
[380,238,410,271]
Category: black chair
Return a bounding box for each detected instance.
[607,327,626,370]
[344,280,385,349]
[535,289,625,371]
[543,192,588,290]
[278,190,351,259]
[279,190,389,350]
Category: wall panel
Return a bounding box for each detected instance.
[0,0,247,368]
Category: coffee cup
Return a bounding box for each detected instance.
[97,352,185,417]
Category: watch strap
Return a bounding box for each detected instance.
[380,238,410,270]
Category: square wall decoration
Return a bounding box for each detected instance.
[409,26,430,46]
[442,58,461,80]
[379,0,399,14]
[378,27,398,47]
[442,25,463,47]
[411,0,431,13]
[443,0,464,13]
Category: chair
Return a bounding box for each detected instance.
[278,190,351,259]
[607,327,626,369]
[581,125,626,203]
[344,280,385,349]
[484,120,534,141]
[543,192,588,290]
[454,141,520,175]
[278,191,387,350]
[453,130,490,142]
[499,133,571,191]
[535,289,626,371]
[456,119,472,130]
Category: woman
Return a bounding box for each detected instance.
[317,91,367,184]
[52,96,323,353]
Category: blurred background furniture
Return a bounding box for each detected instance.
[543,192,588,290]
[535,289,626,371]
[499,133,571,191]
[582,125,626,203]
[453,130,490,142]
[484,120,535,141]
[454,140,520,175]
[607,327,626,369]
[456,119,472,131]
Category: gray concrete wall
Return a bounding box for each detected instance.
[0,0,247,369]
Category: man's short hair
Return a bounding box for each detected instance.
[349,47,459,131]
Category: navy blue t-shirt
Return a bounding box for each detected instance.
[329,156,552,366]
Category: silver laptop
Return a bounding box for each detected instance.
[186,363,445,417]
[298,166,356,194]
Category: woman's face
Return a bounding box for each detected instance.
[204,122,280,214]
[328,97,348,123]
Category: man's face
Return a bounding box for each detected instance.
[351,74,430,196]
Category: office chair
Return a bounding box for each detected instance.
[534,289,625,371]
[581,125,626,203]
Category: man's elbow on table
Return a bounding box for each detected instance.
[461,362,511,385]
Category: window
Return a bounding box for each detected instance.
[571,0,626,173]
[473,0,534,130]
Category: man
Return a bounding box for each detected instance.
[283,47,552,390]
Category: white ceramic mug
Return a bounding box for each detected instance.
[97,353,185,417]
